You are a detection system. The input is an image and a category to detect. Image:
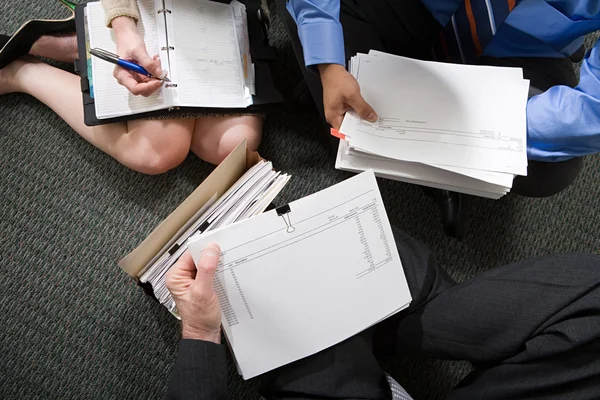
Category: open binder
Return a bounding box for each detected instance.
[75,0,282,126]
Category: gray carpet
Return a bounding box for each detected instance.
[1,1,599,399]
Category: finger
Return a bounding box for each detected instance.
[177,251,197,273]
[132,47,164,78]
[116,72,144,95]
[166,252,196,291]
[137,80,163,96]
[116,71,162,96]
[152,54,163,71]
[195,244,221,293]
[120,67,156,84]
[326,111,344,130]
[349,93,378,123]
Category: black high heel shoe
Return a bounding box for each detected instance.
[0,0,76,69]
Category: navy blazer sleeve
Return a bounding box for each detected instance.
[165,339,228,400]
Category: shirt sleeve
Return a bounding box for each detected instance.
[164,339,228,400]
[526,38,600,161]
[286,0,346,67]
[100,0,140,27]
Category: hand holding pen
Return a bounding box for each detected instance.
[90,48,170,83]
[104,16,168,97]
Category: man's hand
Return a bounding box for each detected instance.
[111,16,165,97]
[166,246,222,344]
[318,63,378,130]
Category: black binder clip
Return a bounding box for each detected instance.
[276,204,295,233]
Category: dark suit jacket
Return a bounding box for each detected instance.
[165,339,228,400]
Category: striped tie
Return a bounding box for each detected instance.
[434,0,519,63]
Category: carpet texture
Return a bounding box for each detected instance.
[1,1,598,399]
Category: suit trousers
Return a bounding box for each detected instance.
[276,0,584,197]
[259,227,600,399]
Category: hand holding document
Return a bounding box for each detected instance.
[188,170,411,379]
[336,51,530,199]
[139,160,290,313]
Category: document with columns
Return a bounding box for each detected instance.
[188,170,412,379]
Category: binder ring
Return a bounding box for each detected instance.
[165,83,178,87]
[161,46,175,50]
[158,8,172,14]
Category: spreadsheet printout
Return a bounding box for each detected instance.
[188,171,411,379]
[340,53,529,175]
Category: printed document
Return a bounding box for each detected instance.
[188,170,412,379]
[340,52,529,175]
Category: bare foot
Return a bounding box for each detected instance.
[29,32,78,63]
[0,56,40,96]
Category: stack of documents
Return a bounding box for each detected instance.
[188,170,412,379]
[336,51,531,199]
[139,160,290,311]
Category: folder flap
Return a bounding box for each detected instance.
[246,146,263,168]
[118,140,258,278]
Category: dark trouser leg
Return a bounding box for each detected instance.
[259,227,455,400]
[395,252,600,400]
[478,56,585,197]
[512,157,584,197]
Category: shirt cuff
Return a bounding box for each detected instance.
[105,7,140,28]
[298,22,346,68]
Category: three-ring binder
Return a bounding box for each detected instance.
[276,205,295,233]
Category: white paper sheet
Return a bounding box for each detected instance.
[340,53,529,175]
[168,0,247,107]
[188,171,412,379]
[336,140,509,198]
[231,0,256,99]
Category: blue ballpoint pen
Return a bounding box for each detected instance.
[89,48,170,82]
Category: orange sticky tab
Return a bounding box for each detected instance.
[330,128,346,140]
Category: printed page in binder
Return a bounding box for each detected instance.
[188,170,412,379]
[168,0,247,107]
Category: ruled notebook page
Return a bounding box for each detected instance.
[87,0,170,119]
[168,0,247,108]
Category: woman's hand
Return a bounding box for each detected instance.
[111,16,165,96]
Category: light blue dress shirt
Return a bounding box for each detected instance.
[287,0,600,162]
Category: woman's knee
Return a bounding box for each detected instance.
[118,121,193,174]
[122,138,190,175]
[193,115,263,164]
[219,117,263,154]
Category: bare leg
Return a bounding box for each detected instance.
[29,32,78,63]
[1,57,194,174]
[190,115,263,165]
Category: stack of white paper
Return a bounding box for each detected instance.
[336,51,530,199]
[140,160,290,312]
[188,171,412,379]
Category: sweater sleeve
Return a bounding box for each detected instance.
[100,0,140,27]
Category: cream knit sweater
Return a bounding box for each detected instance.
[100,0,139,27]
